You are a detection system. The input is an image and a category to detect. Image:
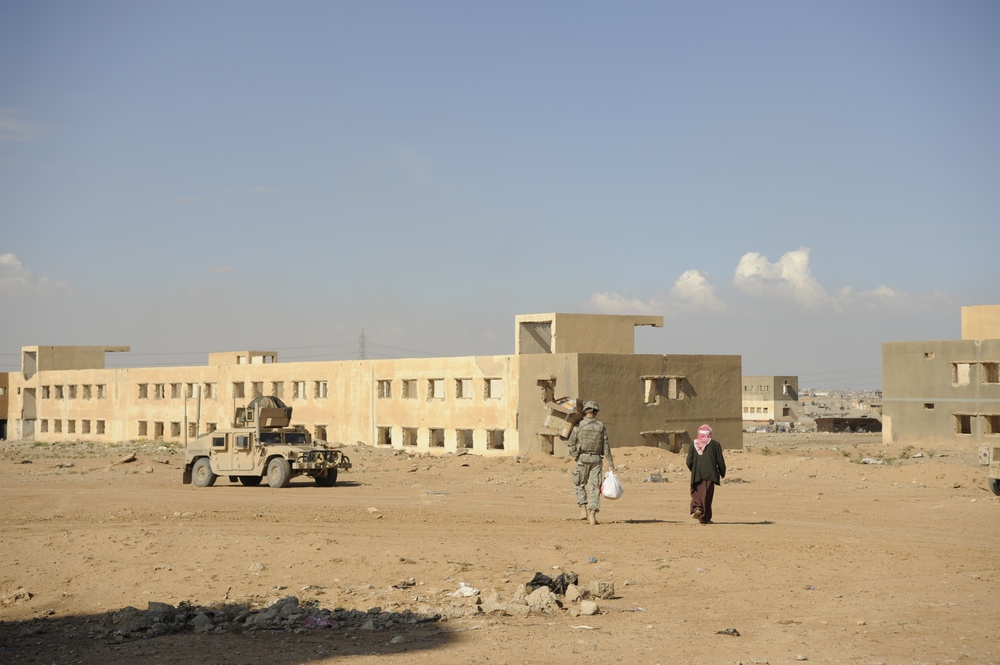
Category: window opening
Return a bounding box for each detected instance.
[955,414,972,435]
[428,379,445,400]
[485,378,502,400]
[138,421,148,437]
[402,427,418,447]
[952,363,971,386]
[315,381,328,399]
[456,429,474,449]
[456,378,473,399]
[377,380,392,398]
[402,380,417,399]
[377,426,392,446]
[487,429,505,450]
[429,428,445,447]
[96,420,105,435]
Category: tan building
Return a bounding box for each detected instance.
[0,370,8,440]
[882,304,1000,446]
[4,313,743,454]
[741,375,799,424]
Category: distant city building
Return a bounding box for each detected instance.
[882,304,1000,446]
[741,375,799,424]
[2,313,745,455]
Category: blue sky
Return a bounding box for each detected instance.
[2,1,998,389]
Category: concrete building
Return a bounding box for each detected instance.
[4,313,744,454]
[741,375,799,425]
[882,304,1000,446]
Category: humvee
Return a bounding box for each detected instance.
[182,395,351,488]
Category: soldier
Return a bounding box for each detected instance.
[566,401,616,525]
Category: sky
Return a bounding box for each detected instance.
[2,1,998,390]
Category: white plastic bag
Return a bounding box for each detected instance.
[601,469,623,500]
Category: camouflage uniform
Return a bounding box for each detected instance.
[567,416,615,513]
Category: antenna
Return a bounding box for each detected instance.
[358,329,368,360]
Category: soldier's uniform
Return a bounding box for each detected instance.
[567,403,615,524]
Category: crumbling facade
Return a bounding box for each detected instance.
[4,313,743,455]
[741,375,799,424]
[882,304,1000,446]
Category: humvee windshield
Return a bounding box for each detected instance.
[259,431,309,445]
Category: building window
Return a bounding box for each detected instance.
[154,422,165,438]
[186,383,196,398]
[924,403,935,410]
[170,422,181,437]
[456,429,473,449]
[487,429,505,450]
[983,363,1000,384]
[428,379,445,400]
[782,407,791,417]
[456,378,472,399]
[81,420,91,434]
[955,414,972,435]
[204,382,217,399]
[314,425,327,440]
[402,380,417,399]
[188,422,198,437]
[315,381,328,399]
[429,428,445,448]
[377,426,392,446]
[984,415,1000,435]
[952,363,971,386]
[40,419,48,433]
[54,420,62,433]
[42,385,51,399]
[206,422,217,433]
[97,384,106,399]
[67,385,77,399]
[96,420,105,435]
[252,382,264,398]
[83,384,92,400]
[485,378,502,400]
[138,421,148,437]
[171,383,182,399]
[402,427,418,447]
[924,352,935,359]
[377,380,392,398]
[54,385,64,399]
[67,420,75,434]
[293,381,306,399]
[154,384,166,400]
[643,378,663,405]
[232,382,245,399]
[271,381,284,399]
[138,383,148,399]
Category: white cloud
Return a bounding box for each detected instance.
[732,247,828,308]
[669,270,725,312]
[832,284,951,313]
[0,253,70,296]
[589,292,665,316]
[0,108,44,142]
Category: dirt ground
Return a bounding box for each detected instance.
[1,432,997,665]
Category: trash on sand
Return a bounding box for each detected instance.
[447,582,479,597]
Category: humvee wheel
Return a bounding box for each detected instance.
[990,477,1000,496]
[267,458,292,488]
[239,476,263,487]
[314,469,338,487]
[192,458,217,487]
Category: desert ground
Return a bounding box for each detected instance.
[1,432,997,665]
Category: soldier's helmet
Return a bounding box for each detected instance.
[583,400,600,414]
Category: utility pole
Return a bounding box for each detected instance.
[358,329,367,360]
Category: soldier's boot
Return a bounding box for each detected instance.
[579,504,589,520]
[588,510,598,525]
